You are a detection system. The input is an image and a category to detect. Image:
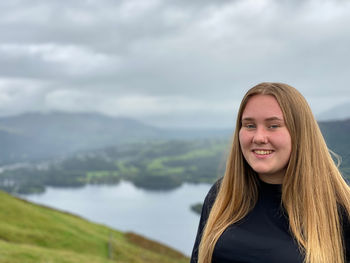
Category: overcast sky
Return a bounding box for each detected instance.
[0,0,349,128]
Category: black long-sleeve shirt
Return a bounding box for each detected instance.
[191,178,350,263]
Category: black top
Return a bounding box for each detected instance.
[190,178,350,263]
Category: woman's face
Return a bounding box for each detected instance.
[239,94,292,184]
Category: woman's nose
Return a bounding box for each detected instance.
[252,127,268,144]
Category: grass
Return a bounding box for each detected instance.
[0,190,189,263]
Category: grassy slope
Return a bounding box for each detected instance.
[0,191,188,263]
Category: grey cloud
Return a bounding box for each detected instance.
[0,0,349,127]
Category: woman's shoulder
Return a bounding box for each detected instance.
[339,205,350,261]
[203,177,223,211]
[339,205,350,229]
[209,177,222,194]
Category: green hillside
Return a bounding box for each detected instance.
[0,191,188,263]
[0,139,229,194]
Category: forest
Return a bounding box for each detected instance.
[0,139,228,194]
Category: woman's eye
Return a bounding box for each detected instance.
[245,124,255,129]
[269,124,279,129]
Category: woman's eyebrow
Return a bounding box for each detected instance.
[241,117,283,121]
[241,117,254,121]
[265,117,284,121]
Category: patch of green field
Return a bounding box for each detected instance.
[86,171,119,179]
[115,161,139,176]
[146,164,185,176]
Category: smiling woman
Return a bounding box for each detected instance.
[190,82,350,263]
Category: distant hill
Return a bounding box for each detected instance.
[317,102,350,121]
[0,129,34,163]
[2,116,348,195]
[0,111,347,170]
[0,190,188,263]
[319,118,350,172]
[0,111,232,165]
[0,112,158,139]
[0,138,229,194]
[0,112,160,165]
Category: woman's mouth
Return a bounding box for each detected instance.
[252,150,274,159]
[253,150,273,155]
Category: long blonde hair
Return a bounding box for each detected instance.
[198,82,350,263]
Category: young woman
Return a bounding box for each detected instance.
[190,82,350,263]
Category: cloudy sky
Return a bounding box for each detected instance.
[0,0,349,128]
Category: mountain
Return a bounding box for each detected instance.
[0,129,35,164]
[319,118,350,172]
[2,110,347,168]
[0,112,161,164]
[317,102,350,121]
[0,111,233,165]
[0,112,158,139]
[0,190,188,263]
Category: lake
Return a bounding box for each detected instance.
[21,181,212,256]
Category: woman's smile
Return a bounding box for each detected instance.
[252,149,274,158]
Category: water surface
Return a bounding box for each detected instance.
[22,181,211,256]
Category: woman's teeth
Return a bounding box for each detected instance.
[254,150,273,155]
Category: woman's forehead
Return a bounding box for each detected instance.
[241,95,284,120]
